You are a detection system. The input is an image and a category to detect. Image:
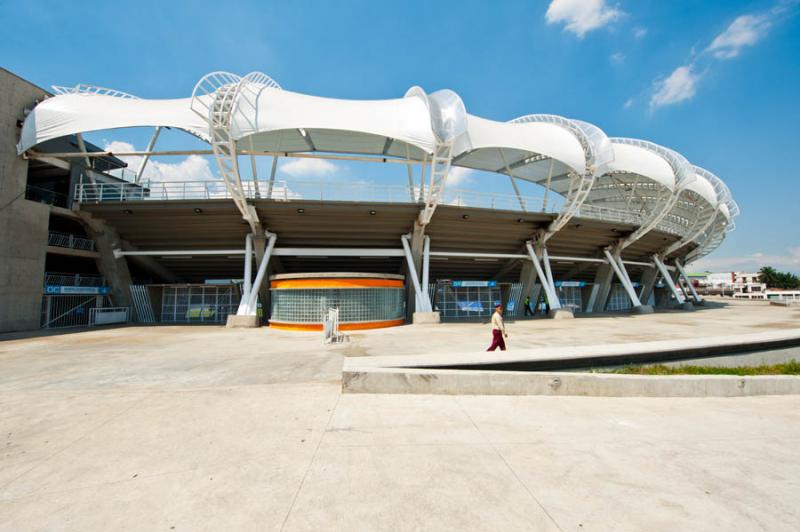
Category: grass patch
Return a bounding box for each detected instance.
[607,359,800,376]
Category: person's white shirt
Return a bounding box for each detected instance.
[491,311,506,335]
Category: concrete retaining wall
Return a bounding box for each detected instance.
[342,367,800,397]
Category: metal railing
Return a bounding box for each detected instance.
[75,178,568,212]
[45,272,106,287]
[73,178,695,234]
[26,185,68,208]
[48,231,96,251]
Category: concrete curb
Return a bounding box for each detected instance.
[342,367,800,397]
[342,329,800,397]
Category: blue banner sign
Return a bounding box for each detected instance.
[555,281,586,288]
[45,285,110,295]
[452,280,497,288]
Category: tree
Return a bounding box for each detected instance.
[759,266,800,289]
[759,266,779,286]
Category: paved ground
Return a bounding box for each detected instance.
[1,300,799,531]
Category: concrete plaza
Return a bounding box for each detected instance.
[1,300,799,530]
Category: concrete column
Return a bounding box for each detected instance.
[80,215,133,309]
[638,266,659,306]
[581,283,596,313]
[590,263,615,313]
[252,234,271,324]
[516,260,539,316]
[530,285,543,315]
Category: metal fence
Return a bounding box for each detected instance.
[160,285,239,323]
[41,295,112,329]
[47,231,96,251]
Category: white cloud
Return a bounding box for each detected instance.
[706,14,772,59]
[278,157,338,177]
[633,26,647,39]
[690,247,800,274]
[649,65,701,108]
[447,167,474,187]
[104,140,215,182]
[624,98,634,109]
[545,0,623,38]
[610,52,625,65]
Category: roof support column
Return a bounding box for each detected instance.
[401,232,432,315]
[674,258,703,304]
[237,231,276,316]
[587,262,614,313]
[526,242,573,318]
[604,248,653,314]
[516,260,541,318]
[135,126,162,184]
[638,265,659,307]
[652,254,690,309]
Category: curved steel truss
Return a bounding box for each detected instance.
[509,115,613,243]
[190,71,282,232]
[610,138,696,251]
[51,84,140,99]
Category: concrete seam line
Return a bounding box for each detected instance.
[279,392,342,531]
[452,396,566,532]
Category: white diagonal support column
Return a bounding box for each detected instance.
[603,248,651,312]
[525,241,562,311]
[401,234,432,313]
[674,258,702,304]
[652,254,685,306]
[422,235,431,302]
[237,231,277,316]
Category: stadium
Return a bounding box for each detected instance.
[4,69,739,331]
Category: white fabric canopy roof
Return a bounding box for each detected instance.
[604,142,676,191]
[18,94,210,151]
[231,87,437,155]
[452,114,586,176]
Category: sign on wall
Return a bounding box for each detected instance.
[45,285,110,295]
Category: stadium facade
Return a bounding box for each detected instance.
[0,68,739,332]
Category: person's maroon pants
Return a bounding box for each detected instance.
[487,329,506,351]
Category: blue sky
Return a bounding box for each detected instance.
[2,0,798,272]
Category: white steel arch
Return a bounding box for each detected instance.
[508,114,613,242]
[661,166,724,258]
[603,138,696,250]
[190,71,282,232]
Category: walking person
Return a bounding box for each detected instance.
[524,295,534,316]
[486,304,508,351]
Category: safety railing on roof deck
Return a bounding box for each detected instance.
[73,179,557,211]
[73,179,691,231]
